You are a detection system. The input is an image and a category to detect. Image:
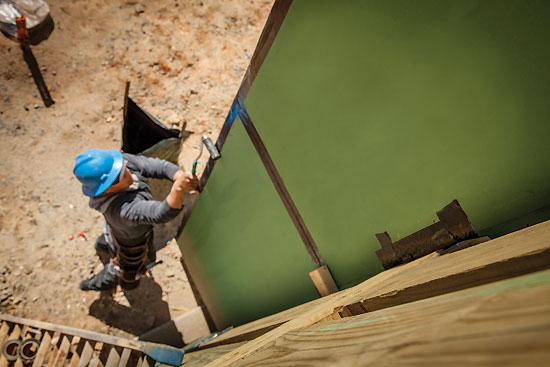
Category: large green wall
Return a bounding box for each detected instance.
[179,0,550,328]
[245,0,550,288]
[178,117,319,328]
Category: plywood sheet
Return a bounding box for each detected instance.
[245,0,550,288]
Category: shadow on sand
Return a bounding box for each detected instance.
[88,276,182,344]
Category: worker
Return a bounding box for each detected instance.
[73,148,198,291]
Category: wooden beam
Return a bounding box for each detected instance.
[239,106,324,265]
[0,314,145,352]
[202,221,550,365]
[309,266,339,297]
[237,0,293,102]
[182,342,246,367]
[231,270,550,366]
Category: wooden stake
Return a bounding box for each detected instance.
[309,265,339,297]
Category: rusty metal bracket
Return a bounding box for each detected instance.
[375,200,478,269]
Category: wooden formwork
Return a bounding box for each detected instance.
[182,220,550,366]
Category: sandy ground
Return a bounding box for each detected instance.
[0,0,272,340]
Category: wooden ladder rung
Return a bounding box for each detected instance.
[32,330,52,367]
[51,335,71,367]
[105,347,120,367]
[78,341,94,367]
[117,348,132,367]
[45,331,61,367]
[88,342,104,367]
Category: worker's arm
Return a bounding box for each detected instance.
[123,153,181,180]
[113,172,198,223]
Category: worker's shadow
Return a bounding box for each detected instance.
[88,276,181,343]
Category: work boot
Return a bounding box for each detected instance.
[79,263,119,291]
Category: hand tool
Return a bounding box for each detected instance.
[191,138,204,175]
[191,135,221,175]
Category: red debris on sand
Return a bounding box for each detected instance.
[68,235,74,241]
[78,231,87,240]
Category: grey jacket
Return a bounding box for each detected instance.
[89,153,181,248]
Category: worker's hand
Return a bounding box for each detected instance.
[174,171,199,195]
[172,169,186,182]
[167,172,198,209]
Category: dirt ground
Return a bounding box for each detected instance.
[0,0,272,340]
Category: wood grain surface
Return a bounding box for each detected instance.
[233,270,550,366]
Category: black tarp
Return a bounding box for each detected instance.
[122,97,181,155]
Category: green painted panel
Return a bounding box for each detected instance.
[246,0,550,288]
[178,117,319,328]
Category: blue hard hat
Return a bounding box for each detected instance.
[73,149,124,197]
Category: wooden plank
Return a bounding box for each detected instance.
[237,0,293,102]
[116,348,131,367]
[437,236,490,255]
[88,342,104,367]
[309,265,339,297]
[46,332,61,367]
[0,315,146,352]
[138,356,152,367]
[68,336,82,367]
[105,347,120,367]
[78,341,94,367]
[32,330,52,367]
[52,336,71,367]
[231,270,550,366]
[0,321,10,351]
[182,343,246,367]
[203,220,550,366]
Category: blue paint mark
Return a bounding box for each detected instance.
[226,99,240,127]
